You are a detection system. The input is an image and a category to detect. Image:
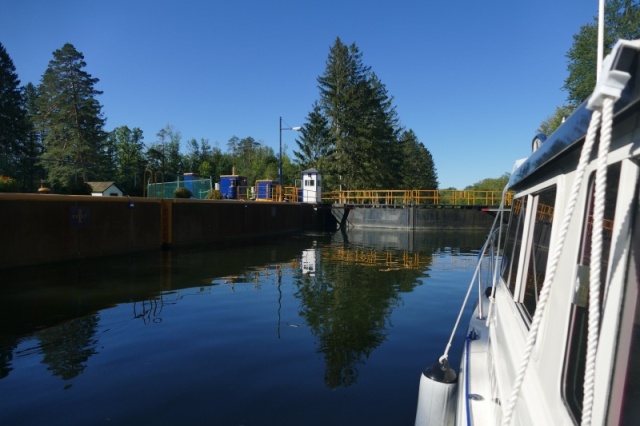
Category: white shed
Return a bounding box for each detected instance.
[87,181,124,197]
[301,169,322,203]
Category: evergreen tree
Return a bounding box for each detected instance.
[399,130,438,190]
[0,42,28,182]
[317,38,369,190]
[564,0,640,105]
[317,38,401,190]
[21,83,45,191]
[293,103,335,174]
[358,72,402,189]
[36,43,108,191]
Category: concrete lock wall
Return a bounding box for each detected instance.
[168,200,309,246]
[347,206,496,230]
[0,194,327,270]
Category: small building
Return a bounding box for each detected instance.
[87,181,123,197]
[255,179,274,201]
[300,169,322,203]
[219,174,248,200]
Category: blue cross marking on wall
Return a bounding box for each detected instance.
[70,206,90,227]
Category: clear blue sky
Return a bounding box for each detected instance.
[1,0,598,189]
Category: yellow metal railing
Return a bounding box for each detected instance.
[323,189,513,207]
[254,185,299,202]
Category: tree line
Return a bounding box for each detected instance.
[2,0,638,195]
[0,38,437,195]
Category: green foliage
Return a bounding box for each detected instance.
[0,175,19,192]
[206,189,223,200]
[198,160,213,177]
[537,104,576,136]
[63,176,92,195]
[293,102,335,173]
[0,42,29,188]
[36,43,108,192]
[538,1,640,141]
[564,0,640,106]
[225,135,283,184]
[108,125,145,196]
[317,38,404,190]
[465,173,510,191]
[21,83,45,192]
[174,186,192,198]
[151,125,184,181]
[399,129,438,190]
[185,137,213,176]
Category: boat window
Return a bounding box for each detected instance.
[502,196,527,297]
[521,186,557,320]
[562,163,621,423]
[620,204,639,425]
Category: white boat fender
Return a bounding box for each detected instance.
[415,357,458,426]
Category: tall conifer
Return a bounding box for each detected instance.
[317,38,402,190]
[293,103,335,178]
[0,42,28,181]
[36,43,107,191]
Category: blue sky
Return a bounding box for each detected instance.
[1,1,598,189]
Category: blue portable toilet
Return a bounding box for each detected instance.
[301,169,322,203]
[183,173,198,194]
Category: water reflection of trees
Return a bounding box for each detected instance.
[0,341,15,379]
[37,315,99,381]
[294,243,429,388]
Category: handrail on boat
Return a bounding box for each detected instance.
[437,187,509,365]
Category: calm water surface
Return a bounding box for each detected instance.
[0,229,486,425]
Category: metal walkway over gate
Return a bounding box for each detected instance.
[322,189,512,208]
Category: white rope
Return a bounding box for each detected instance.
[501,109,602,426]
[581,95,614,426]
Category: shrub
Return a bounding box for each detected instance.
[67,180,92,195]
[206,189,222,200]
[0,176,19,192]
[174,187,192,198]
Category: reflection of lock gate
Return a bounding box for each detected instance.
[325,247,431,270]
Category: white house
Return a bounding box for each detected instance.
[87,181,124,197]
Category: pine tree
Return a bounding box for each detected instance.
[399,130,438,190]
[21,83,45,191]
[36,43,108,191]
[293,103,335,175]
[317,38,369,190]
[0,42,28,182]
[317,38,401,190]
